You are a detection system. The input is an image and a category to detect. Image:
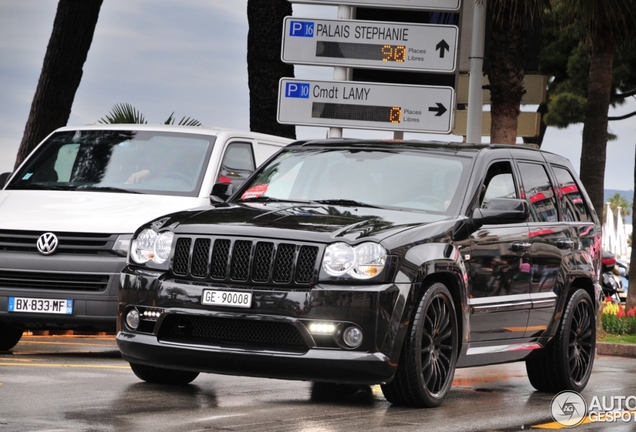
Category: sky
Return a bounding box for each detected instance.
[1,1,635,191]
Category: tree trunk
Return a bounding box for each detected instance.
[247,0,295,139]
[579,44,614,219]
[487,2,527,145]
[15,0,103,169]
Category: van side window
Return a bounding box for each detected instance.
[480,161,517,207]
[552,166,592,222]
[518,162,558,222]
[217,142,255,187]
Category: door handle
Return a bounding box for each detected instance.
[557,239,575,249]
[512,242,532,251]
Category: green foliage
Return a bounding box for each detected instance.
[99,103,201,126]
[543,93,586,127]
[604,192,632,223]
[601,301,636,335]
[98,103,146,124]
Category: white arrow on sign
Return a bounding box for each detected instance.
[282,17,458,73]
[278,79,455,134]
[289,0,461,11]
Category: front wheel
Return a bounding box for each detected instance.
[381,282,458,408]
[526,288,596,393]
[0,322,24,350]
[129,362,199,385]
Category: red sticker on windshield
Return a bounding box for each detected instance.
[242,184,268,199]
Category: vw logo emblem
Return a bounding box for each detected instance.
[37,232,59,255]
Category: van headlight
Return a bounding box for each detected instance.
[130,229,174,267]
[322,242,387,279]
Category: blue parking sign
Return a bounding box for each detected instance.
[288,21,314,37]
[285,82,310,98]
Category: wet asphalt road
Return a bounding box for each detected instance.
[1,334,636,431]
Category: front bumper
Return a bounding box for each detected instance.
[117,267,411,384]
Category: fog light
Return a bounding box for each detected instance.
[308,322,336,334]
[342,326,363,348]
[125,308,140,330]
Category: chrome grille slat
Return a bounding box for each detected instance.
[172,236,319,286]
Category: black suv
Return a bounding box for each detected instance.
[117,139,602,408]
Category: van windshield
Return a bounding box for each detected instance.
[6,130,215,197]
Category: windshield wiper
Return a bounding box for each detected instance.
[311,199,381,209]
[240,196,306,204]
[75,185,140,194]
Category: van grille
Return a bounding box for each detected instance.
[0,270,110,291]
[172,236,320,286]
[0,230,116,255]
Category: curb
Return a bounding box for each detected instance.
[597,342,636,359]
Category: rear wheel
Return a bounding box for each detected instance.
[526,289,595,392]
[0,322,24,350]
[381,282,458,408]
[129,362,199,385]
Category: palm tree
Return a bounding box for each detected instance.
[488,0,551,144]
[98,103,201,126]
[558,0,636,218]
[605,192,631,225]
[247,0,295,139]
[15,0,103,169]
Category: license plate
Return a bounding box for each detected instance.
[8,297,74,315]
[201,290,252,308]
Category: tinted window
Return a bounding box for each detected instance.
[518,162,558,222]
[217,142,255,187]
[552,166,592,222]
[240,148,469,213]
[479,161,517,207]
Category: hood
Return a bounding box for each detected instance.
[165,201,449,243]
[0,190,206,233]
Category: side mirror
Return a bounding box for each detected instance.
[470,198,529,229]
[0,172,12,188]
[210,182,234,204]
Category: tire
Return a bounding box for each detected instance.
[381,281,458,408]
[526,289,595,393]
[129,362,199,385]
[0,322,24,350]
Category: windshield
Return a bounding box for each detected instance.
[6,130,215,197]
[238,148,469,213]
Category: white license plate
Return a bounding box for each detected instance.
[8,297,74,315]
[201,290,252,308]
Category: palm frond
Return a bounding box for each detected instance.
[98,103,147,124]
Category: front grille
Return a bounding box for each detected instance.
[158,314,308,352]
[172,236,320,286]
[0,229,117,255]
[0,270,110,291]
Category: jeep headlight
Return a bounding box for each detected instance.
[322,242,387,279]
[130,229,174,266]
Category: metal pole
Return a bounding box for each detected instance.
[328,5,352,139]
[466,0,487,144]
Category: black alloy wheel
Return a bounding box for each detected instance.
[381,281,458,408]
[526,288,596,392]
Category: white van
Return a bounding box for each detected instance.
[0,124,292,349]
